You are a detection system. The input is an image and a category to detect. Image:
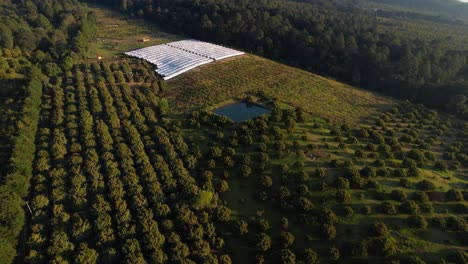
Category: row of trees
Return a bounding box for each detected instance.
[25,61,232,263]
[0,1,97,261]
[0,72,43,263]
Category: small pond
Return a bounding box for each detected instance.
[212,101,272,122]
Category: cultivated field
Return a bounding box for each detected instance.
[167,55,395,124]
[18,5,467,264]
[181,101,467,263]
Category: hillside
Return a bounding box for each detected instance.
[84,0,468,118]
[167,55,394,124]
[85,4,395,124]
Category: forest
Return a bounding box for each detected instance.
[84,0,468,118]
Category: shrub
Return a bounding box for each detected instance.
[446,189,464,202]
[315,168,326,178]
[320,224,336,240]
[454,250,468,264]
[368,237,397,257]
[230,220,246,236]
[374,159,386,168]
[344,166,360,178]
[405,256,426,264]
[318,209,338,225]
[412,192,430,204]
[363,205,372,215]
[329,246,340,261]
[380,202,397,215]
[336,177,350,189]
[336,191,352,203]
[215,206,231,222]
[400,201,420,215]
[280,231,295,248]
[360,166,377,178]
[241,165,252,178]
[407,166,420,177]
[417,180,436,191]
[303,248,318,264]
[394,168,407,178]
[258,219,270,232]
[430,217,446,229]
[407,215,428,229]
[256,233,272,252]
[280,249,296,264]
[378,168,391,177]
[219,255,232,264]
[434,161,448,171]
[355,150,366,158]
[446,216,467,231]
[369,221,391,237]
[407,149,425,164]
[391,189,408,201]
[344,206,354,217]
[257,175,273,189]
[298,197,314,212]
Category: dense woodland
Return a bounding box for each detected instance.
[86,0,468,118]
[364,0,468,19]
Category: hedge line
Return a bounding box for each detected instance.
[0,76,43,263]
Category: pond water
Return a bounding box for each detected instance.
[212,102,272,122]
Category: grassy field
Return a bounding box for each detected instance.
[167,55,395,124]
[85,4,180,60]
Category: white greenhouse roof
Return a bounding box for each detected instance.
[125,40,245,80]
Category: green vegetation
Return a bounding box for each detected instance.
[0,1,466,264]
[86,0,468,118]
[377,16,468,51]
[167,55,395,124]
[86,4,180,60]
[0,0,96,262]
[22,59,232,263]
[179,99,467,263]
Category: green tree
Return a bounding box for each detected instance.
[0,25,13,49]
[280,249,296,264]
[304,248,318,264]
[15,28,37,51]
[215,205,231,222]
[235,220,248,236]
[256,233,272,252]
[76,243,99,264]
[329,246,340,261]
[321,224,336,240]
[280,231,295,248]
